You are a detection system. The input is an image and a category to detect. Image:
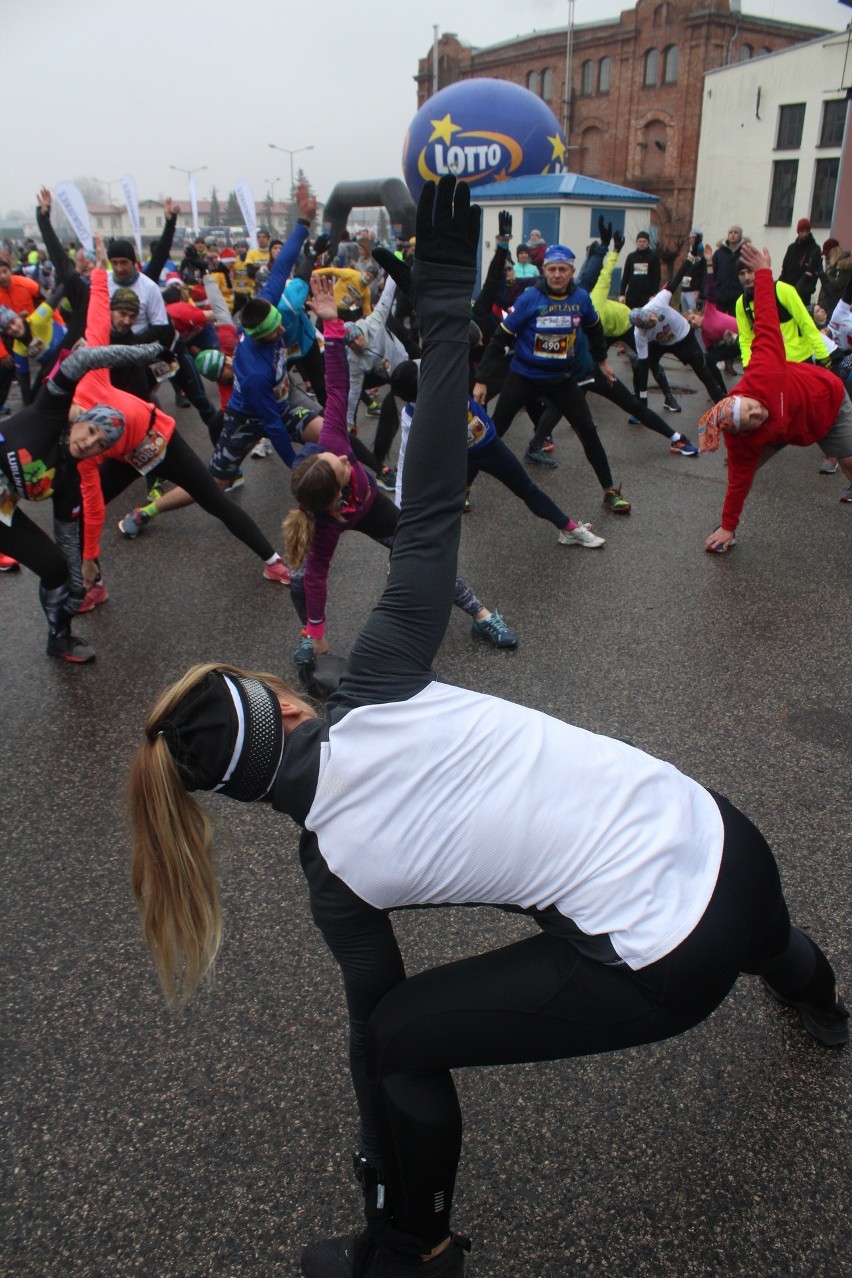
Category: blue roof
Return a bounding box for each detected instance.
[469,172,658,204]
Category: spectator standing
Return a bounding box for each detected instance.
[712,225,746,314]
[620,231,660,310]
[780,219,822,303]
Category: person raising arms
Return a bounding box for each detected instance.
[129,179,846,1278]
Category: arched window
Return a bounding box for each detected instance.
[581,60,595,96]
[599,56,611,94]
[737,44,753,62]
[541,67,553,101]
[527,69,540,94]
[641,120,668,177]
[662,45,678,83]
[581,126,604,178]
[644,48,659,87]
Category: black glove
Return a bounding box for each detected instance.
[414,176,481,271]
[613,229,625,254]
[597,216,613,248]
[375,178,481,293]
[373,245,411,295]
[498,209,512,239]
[312,232,330,258]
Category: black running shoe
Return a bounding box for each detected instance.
[47,631,96,663]
[301,1231,469,1277]
[763,980,849,1047]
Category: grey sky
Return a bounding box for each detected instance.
[4,0,848,217]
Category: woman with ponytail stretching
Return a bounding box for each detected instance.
[129,179,847,1278]
[283,274,517,665]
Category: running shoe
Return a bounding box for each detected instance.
[670,437,699,457]
[663,393,682,413]
[602,486,631,514]
[541,436,555,453]
[558,522,605,548]
[224,471,245,492]
[251,437,274,459]
[263,559,291,585]
[77,579,108,613]
[301,1231,469,1278]
[818,456,838,474]
[0,404,11,417]
[628,416,641,425]
[0,553,20,571]
[471,610,518,648]
[375,466,397,491]
[463,491,472,514]
[366,400,381,417]
[47,630,95,663]
[118,508,150,538]
[762,980,849,1047]
[524,448,558,468]
[293,634,315,665]
[840,485,852,503]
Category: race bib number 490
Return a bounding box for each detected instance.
[533,332,572,359]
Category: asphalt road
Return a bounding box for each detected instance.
[2,367,850,1278]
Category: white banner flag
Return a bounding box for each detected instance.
[188,177,200,237]
[120,173,143,261]
[235,180,258,249]
[54,182,93,254]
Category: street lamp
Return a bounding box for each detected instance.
[268,143,314,192]
[264,177,282,202]
[169,164,208,233]
[93,177,119,206]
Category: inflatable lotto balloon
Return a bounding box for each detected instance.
[403,79,568,200]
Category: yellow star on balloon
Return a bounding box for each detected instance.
[429,114,462,145]
[547,133,567,163]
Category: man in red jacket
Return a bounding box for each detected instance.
[699,243,852,553]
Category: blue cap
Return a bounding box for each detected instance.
[542,244,575,265]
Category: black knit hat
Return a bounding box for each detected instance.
[108,238,137,263]
[161,671,284,803]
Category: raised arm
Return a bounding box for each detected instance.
[329,177,480,714]
[144,198,179,280]
[259,182,316,304]
[35,188,74,286]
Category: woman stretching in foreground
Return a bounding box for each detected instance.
[129,179,847,1278]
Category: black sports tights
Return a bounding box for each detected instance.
[364,793,835,1247]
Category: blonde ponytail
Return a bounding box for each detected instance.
[128,662,308,1004]
[283,507,315,571]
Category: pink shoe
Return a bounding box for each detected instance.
[0,553,20,572]
[78,579,108,613]
[263,558,291,585]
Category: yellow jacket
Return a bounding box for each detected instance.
[736,280,829,366]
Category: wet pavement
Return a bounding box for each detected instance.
[2,369,850,1278]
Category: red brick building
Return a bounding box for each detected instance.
[416,0,828,247]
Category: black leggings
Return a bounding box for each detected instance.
[492,370,614,490]
[98,429,275,560]
[636,334,724,404]
[0,503,68,588]
[466,435,570,527]
[363,793,832,1247]
[531,369,675,451]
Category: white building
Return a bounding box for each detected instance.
[692,29,852,259]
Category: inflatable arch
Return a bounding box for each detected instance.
[322,178,417,249]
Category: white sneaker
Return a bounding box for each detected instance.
[558,522,605,548]
[251,438,274,459]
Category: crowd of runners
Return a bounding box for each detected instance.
[2,173,849,1278]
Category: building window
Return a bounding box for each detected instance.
[156,217,163,227]
[820,99,847,148]
[527,69,540,94]
[737,44,753,62]
[580,60,595,96]
[541,67,553,102]
[776,103,805,150]
[598,57,611,94]
[140,216,147,228]
[767,159,798,225]
[96,216,103,228]
[662,45,678,83]
[643,49,659,87]
[653,3,670,27]
[581,126,604,178]
[810,157,840,226]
